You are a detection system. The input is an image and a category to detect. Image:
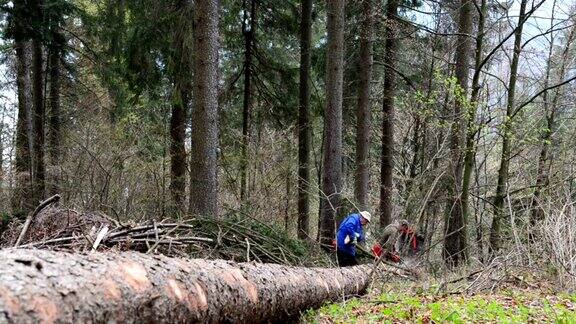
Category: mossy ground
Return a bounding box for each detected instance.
[303,283,576,323]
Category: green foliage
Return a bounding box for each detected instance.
[305,288,576,323]
[182,211,330,266]
[227,210,309,257]
[0,211,11,234]
[79,0,179,121]
[220,0,305,127]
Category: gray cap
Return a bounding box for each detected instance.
[397,219,409,226]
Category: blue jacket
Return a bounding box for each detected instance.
[336,213,365,256]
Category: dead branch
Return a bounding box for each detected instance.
[14,194,61,247]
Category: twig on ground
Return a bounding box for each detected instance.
[147,224,180,254]
[447,269,484,284]
[19,236,76,247]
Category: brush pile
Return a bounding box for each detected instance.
[2,200,323,266]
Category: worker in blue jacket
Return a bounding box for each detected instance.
[336,211,371,266]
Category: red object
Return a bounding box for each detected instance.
[384,251,401,263]
[372,243,400,262]
[400,226,419,251]
[371,243,383,257]
[331,239,337,251]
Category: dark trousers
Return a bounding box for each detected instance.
[337,250,358,267]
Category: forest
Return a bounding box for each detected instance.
[0,0,575,322]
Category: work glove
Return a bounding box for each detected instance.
[344,232,361,245]
[344,235,351,245]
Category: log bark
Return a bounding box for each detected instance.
[0,249,369,323]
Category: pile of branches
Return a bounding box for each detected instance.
[3,196,322,267]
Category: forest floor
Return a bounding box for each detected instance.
[303,267,576,323]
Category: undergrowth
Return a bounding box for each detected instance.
[303,280,576,323]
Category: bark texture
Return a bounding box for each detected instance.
[240,0,256,203]
[461,0,486,262]
[32,38,45,203]
[13,40,34,215]
[354,0,374,210]
[47,43,61,196]
[443,0,473,267]
[12,0,35,214]
[189,0,220,217]
[0,249,369,323]
[379,0,399,229]
[319,0,345,246]
[170,0,192,210]
[31,0,46,203]
[297,0,313,239]
[489,0,528,256]
[170,85,188,209]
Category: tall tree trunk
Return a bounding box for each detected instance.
[47,44,61,195]
[285,165,291,232]
[443,0,473,267]
[354,0,373,210]
[473,127,485,263]
[489,0,528,256]
[170,89,188,210]
[0,249,369,323]
[32,39,45,203]
[46,0,64,178]
[461,0,486,259]
[104,0,126,123]
[169,0,192,210]
[13,40,34,216]
[189,0,220,217]
[240,0,256,203]
[29,0,46,203]
[319,0,345,246]
[407,117,421,191]
[530,11,574,227]
[379,0,399,229]
[297,0,312,239]
[0,121,3,182]
[12,0,35,214]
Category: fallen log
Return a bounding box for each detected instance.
[0,249,370,323]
